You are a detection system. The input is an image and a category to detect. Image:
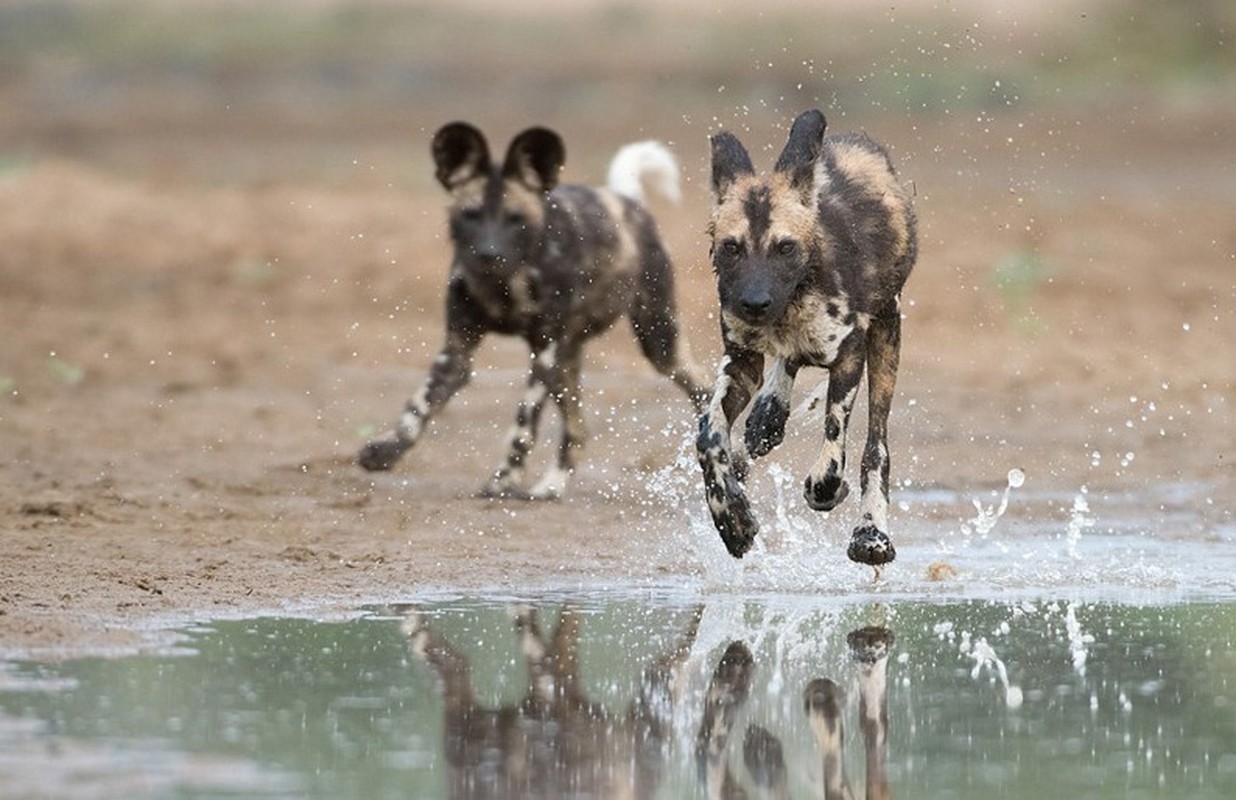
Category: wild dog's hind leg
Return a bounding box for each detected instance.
[745,357,797,459]
[480,341,559,499]
[358,294,484,471]
[849,308,900,566]
[804,331,866,514]
[697,346,764,557]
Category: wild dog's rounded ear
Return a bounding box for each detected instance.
[432,122,492,191]
[774,109,827,199]
[710,131,754,199]
[503,127,565,193]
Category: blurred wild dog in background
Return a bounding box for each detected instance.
[359,122,709,499]
[697,109,917,564]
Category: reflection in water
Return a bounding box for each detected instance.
[404,604,701,799]
[406,602,899,800]
[696,627,894,800]
[1,598,1234,799]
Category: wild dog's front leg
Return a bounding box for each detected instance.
[358,314,483,471]
[697,348,763,557]
[803,331,866,513]
[849,309,901,566]
[480,342,558,499]
[745,357,797,459]
[528,344,585,500]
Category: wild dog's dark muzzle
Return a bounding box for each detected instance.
[472,225,506,261]
[730,262,779,324]
[738,286,773,321]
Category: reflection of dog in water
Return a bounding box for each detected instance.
[696,626,895,800]
[403,604,701,799]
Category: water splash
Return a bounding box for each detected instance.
[962,467,1025,542]
[1064,489,1095,560]
[1064,602,1095,678]
[961,632,1023,709]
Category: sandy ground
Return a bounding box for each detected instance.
[1,3,1233,658]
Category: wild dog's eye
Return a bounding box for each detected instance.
[777,240,798,256]
[505,211,527,227]
[459,207,482,222]
[721,239,741,256]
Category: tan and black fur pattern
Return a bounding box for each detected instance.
[403,604,702,799]
[696,109,917,562]
[359,122,710,499]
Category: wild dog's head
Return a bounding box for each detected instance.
[708,109,828,326]
[432,122,565,282]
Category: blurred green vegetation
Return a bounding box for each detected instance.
[993,249,1051,334]
[47,356,85,385]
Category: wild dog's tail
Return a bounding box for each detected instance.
[606,141,681,205]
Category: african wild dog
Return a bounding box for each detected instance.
[697,109,917,564]
[358,122,710,498]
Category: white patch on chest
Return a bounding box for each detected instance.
[725,294,862,365]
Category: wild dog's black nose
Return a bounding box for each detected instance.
[740,290,772,319]
[474,241,502,260]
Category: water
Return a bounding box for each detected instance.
[2,593,1233,799]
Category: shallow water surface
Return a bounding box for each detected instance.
[1,594,1234,799]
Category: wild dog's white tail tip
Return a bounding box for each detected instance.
[606,140,681,205]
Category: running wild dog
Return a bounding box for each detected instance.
[358,122,710,499]
[697,109,917,563]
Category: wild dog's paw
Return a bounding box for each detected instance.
[716,502,759,558]
[525,467,569,501]
[803,472,849,511]
[711,474,759,558]
[477,469,528,500]
[847,523,896,566]
[358,439,407,471]
[744,395,789,458]
[846,626,895,664]
[477,483,535,501]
